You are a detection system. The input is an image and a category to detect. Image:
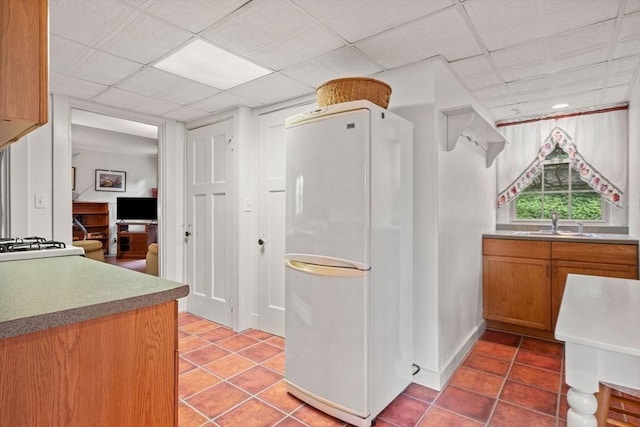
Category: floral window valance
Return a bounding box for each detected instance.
[497,127,623,208]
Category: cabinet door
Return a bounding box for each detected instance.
[483,255,551,330]
[551,261,638,329]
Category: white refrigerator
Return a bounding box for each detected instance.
[284,100,413,427]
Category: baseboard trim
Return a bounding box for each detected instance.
[412,321,486,391]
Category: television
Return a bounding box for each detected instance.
[116,197,158,221]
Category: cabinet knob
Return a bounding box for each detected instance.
[185,231,191,237]
[258,238,265,246]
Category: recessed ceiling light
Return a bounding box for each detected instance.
[154,39,271,90]
[551,103,569,109]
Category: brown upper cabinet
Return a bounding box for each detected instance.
[0,0,48,149]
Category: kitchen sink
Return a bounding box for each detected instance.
[512,230,599,238]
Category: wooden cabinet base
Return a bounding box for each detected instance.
[0,301,178,426]
[485,319,556,341]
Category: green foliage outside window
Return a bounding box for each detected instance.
[514,149,603,221]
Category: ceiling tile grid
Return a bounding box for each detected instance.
[46,0,640,126]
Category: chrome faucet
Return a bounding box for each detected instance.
[550,211,558,233]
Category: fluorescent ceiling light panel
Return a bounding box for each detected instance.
[154,39,271,90]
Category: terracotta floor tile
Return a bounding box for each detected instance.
[520,337,564,358]
[258,380,305,413]
[180,319,220,335]
[217,334,260,351]
[178,313,202,327]
[292,404,347,427]
[402,383,440,403]
[266,335,285,349]
[472,340,518,361]
[182,344,229,366]
[275,417,307,427]
[178,402,208,427]
[558,393,569,419]
[418,407,484,426]
[262,353,285,374]
[187,382,250,418]
[500,380,558,415]
[508,363,561,392]
[179,335,212,353]
[515,349,562,372]
[434,385,496,423]
[376,394,430,426]
[228,365,283,394]
[215,398,286,427]
[480,330,522,347]
[178,368,222,399]
[198,327,237,343]
[179,356,197,375]
[243,329,276,340]
[462,352,511,376]
[238,342,283,363]
[449,366,504,398]
[178,329,189,339]
[203,353,256,379]
[490,401,556,427]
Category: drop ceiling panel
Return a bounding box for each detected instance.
[542,0,619,35]
[200,18,272,56]
[98,13,192,63]
[312,46,383,77]
[50,73,108,99]
[281,63,341,87]
[94,88,182,115]
[402,8,482,61]
[67,50,144,86]
[228,73,314,104]
[237,0,315,43]
[472,84,509,100]
[136,0,246,33]
[299,0,453,44]
[355,30,425,69]
[190,92,262,112]
[49,35,91,75]
[278,25,345,61]
[450,55,494,77]
[464,0,542,50]
[49,0,134,47]
[548,22,614,61]
[162,106,210,122]
[459,72,504,90]
[244,45,304,71]
[603,85,629,103]
[117,68,221,104]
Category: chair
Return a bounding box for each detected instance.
[72,216,105,262]
[146,243,158,276]
[596,382,640,427]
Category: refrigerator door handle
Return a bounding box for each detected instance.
[285,260,368,277]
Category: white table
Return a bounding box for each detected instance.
[555,274,640,427]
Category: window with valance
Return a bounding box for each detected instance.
[496,109,627,222]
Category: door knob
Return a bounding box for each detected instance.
[185,231,191,237]
[258,238,265,246]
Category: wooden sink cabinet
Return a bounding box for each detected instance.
[482,237,638,340]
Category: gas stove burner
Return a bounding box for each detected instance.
[0,237,68,253]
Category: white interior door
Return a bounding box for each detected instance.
[257,106,310,336]
[185,119,233,327]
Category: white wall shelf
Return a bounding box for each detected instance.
[442,105,508,167]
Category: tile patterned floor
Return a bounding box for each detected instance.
[177,313,640,427]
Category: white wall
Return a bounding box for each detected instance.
[72,146,157,255]
[378,58,491,389]
[629,77,640,239]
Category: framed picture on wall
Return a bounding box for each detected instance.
[95,169,126,192]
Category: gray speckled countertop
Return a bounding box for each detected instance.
[0,256,189,339]
[483,230,639,245]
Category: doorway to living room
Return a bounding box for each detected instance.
[70,109,159,274]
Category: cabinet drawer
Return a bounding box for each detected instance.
[551,242,638,265]
[483,238,550,259]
